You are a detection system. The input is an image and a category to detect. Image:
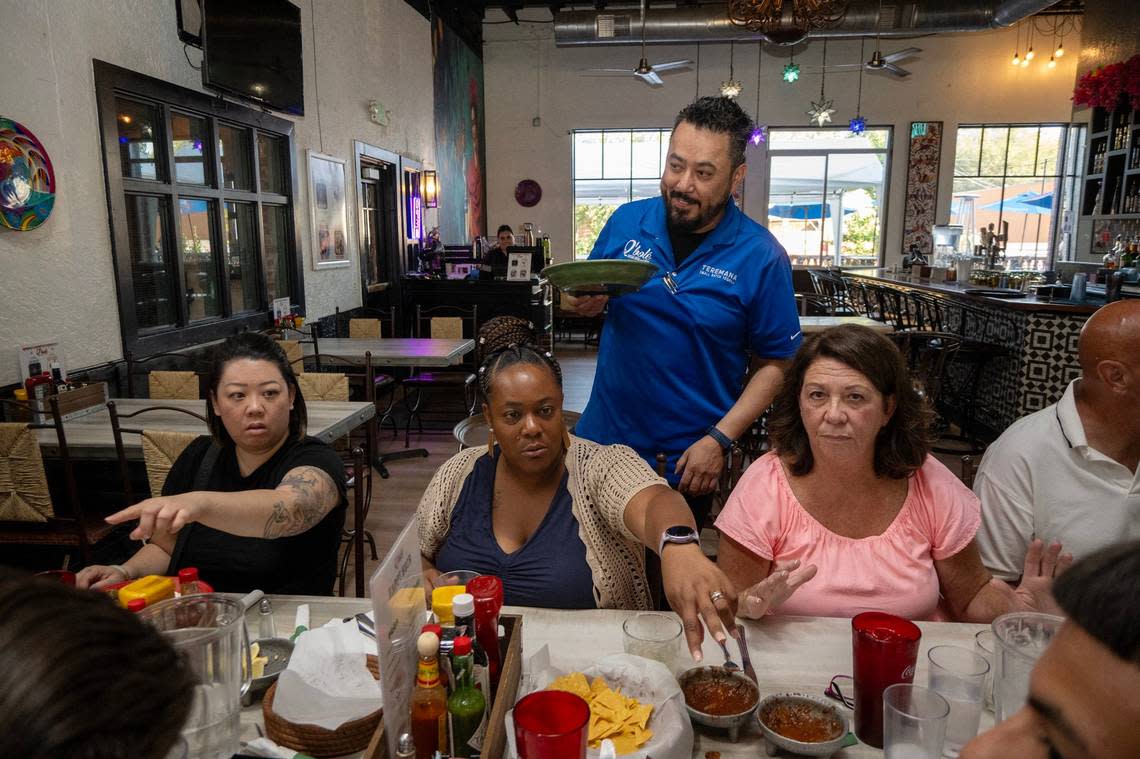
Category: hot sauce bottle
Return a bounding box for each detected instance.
[410,631,448,759]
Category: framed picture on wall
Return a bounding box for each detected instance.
[307,150,351,270]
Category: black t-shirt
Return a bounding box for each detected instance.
[668,227,710,267]
[162,436,347,595]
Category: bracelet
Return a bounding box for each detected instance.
[109,564,136,582]
[705,425,734,451]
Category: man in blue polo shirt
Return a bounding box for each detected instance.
[566,96,801,527]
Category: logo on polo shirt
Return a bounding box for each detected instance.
[699,264,738,285]
[622,239,653,261]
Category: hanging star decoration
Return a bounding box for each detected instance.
[750,126,768,145]
[750,45,768,147]
[849,38,867,135]
[720,41,743,98]
[807,40,834,126]
[783,62,800,83]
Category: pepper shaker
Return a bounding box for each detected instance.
[258,597,276,640]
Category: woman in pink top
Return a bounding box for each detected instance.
[716,325,1071,622]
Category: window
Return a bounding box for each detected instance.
[95,61,302,355]
[765,128,891,267]
[951,123,1084,270]
[572,129,671,259]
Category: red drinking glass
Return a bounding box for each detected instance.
[513,690,590,759]
[35,570,76,586]
[851,611,922,748]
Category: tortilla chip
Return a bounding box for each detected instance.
[547,672,656,754]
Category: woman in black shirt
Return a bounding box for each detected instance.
[76,333,347,594]
[481,224,514,277]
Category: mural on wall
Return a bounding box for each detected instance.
[901,121,943,258]
[0,117,56,231]
[432,16,486,244]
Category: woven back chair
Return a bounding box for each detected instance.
[125,350,205,398]
[148,370,200,400]
[297,372,350,402]
[402,304,479,446]
[109,402,209,499]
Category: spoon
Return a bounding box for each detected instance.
[717,637,741,673]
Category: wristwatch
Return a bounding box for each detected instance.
[658,525,701,555]
[705,425,734,451]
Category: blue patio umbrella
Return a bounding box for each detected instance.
[980,192,1052,215]
[768,203,856,220]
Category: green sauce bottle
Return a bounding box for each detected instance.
[447,635,487,758]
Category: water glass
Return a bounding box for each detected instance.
[852,612,922,748]
[992,613,1063,723]
[883,684,949,759]
[926,645,989,757]
[974,630,996,711]
[513,690,590,759]
[622,612,683,673]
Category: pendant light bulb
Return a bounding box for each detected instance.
[1055,43,1064,58]
[1012,52,1020,66]
[1021,56,1030,68]
[1025,46,1035,61]
[1047,55,1056,68]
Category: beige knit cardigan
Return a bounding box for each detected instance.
[417,435,666,610]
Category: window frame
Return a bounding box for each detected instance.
[951,122,1083,269]
[94,60,304,356]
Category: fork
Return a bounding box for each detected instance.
[735,624,757,683]
[716,637,741,673]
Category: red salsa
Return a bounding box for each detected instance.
[760,701,843,743]
[683,676,757,716]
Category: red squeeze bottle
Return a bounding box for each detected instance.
[465,575,503,697]
[178,567,201,595]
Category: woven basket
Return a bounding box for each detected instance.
[263,654,382,757]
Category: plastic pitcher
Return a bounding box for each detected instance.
[139,595,252,759]
[991,612,1063,723]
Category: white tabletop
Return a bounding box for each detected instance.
[800,316,894,333]
[241,598,994,758]
[37,398,374,460]
[306,337,475,367]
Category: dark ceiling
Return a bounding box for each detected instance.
[475,0,1084,19]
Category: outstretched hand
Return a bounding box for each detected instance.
[660,544,738,662]
[1011,539,1072,615]
[105,493,207,541]
[737,559,818,619]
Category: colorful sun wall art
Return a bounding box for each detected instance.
[0,117,56,231]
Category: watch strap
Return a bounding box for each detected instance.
[705,425,734,451]
[658,527,700,555]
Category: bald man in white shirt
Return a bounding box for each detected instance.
[974,299,1140,580]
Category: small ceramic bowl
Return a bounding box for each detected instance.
[243,637,294,706]
[678,665,759,743]
[756,692,848,757]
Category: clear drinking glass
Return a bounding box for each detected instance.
[883,683,949,759]
[926,645,989,757]
[992,613,1063,723]
[622,612,683,673]
[974,630,996,711]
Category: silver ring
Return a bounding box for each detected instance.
[709,590,726,603]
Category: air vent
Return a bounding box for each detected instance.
[595,13,632,39]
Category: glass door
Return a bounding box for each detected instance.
[767,155,828,266]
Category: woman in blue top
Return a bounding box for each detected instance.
[417,328,738,659]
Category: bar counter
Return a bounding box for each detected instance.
[847,270,1090,436]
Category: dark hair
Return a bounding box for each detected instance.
[768,325,934,479]
[0,569,194,759]
[674,96,756,169]
[206,331,307,445]
[1053,539,1140,665]
[496,224,513,236]
[476,316,562,398]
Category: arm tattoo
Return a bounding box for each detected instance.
[263,466,338,539]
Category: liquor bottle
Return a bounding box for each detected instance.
[410,632,448,759]
[447,636,487,758]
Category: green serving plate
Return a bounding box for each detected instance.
[543,259,659,296]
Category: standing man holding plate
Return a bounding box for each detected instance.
[564,96,801,528]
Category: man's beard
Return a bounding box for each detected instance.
[662,186,731,233]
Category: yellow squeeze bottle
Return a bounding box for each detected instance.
[117,575,175,609]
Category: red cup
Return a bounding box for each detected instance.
[35,570,76,586]
[852,611,922,748]
[513,690,590,759]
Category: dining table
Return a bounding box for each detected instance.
[799,315,895,334]
[239,597,994,758]
[306,337,475,367]
[35,397,375,460]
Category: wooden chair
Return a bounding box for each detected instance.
[297,372,350,403]
[0,398,124,567]
[402,304,479,446]
[125,350,205,399]
[108,402,209,499]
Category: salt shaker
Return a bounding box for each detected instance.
[258,597,276,640]
[395,732,415,758]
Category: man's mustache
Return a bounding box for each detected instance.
[669,191,698,205]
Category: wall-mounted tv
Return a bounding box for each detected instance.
[201,0,304,116]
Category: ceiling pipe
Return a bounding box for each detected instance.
[552,0,1064,46]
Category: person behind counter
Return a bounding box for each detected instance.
[76,332,347,595]
[716,325,1072,622]
[417,325,739,659]
[479,224,514,279]
[0,568,194,759]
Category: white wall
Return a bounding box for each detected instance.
[482,16,1081,265]
[0,0,434,385]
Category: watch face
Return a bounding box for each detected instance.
[665,526,698,540]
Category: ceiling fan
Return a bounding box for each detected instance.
[580,0,693,87]
[817,45,922,78]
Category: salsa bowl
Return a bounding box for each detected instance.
[756,692,847,757]
[678,665,759,742]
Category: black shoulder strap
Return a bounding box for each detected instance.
[168,441,223,573]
